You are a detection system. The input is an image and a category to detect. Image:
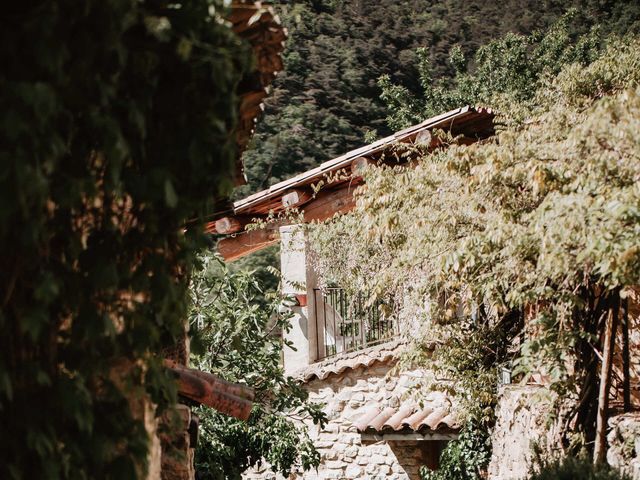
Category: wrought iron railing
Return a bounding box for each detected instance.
[313,287,399,361]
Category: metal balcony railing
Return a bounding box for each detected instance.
[313,287,399,361]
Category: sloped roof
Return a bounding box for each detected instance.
[209,105,494,260]
[229,105,495,216]
[294,338,406,382]
[355,392,460,434]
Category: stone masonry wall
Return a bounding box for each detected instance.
[607,412,640,480]
[488,386,640,480]
[487,385,560,480]
[245,360,446,480]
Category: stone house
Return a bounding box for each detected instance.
[210,103,640,480]
[212,107,496,479]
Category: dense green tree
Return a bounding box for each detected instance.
[189,255,325,479]
[379,7,640,130]
[0,1,253,478]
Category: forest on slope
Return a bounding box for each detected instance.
[238,0,640,198]
[226,0,640,285]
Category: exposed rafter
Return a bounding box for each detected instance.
[211,106,496,261]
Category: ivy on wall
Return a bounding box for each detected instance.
[0,1,252,478]
[309,25,640,473]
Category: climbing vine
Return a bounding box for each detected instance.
[309,31,640,471]
[0,1,252,478]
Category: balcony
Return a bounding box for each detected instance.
[312,287,399,362]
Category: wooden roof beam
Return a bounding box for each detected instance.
[301,186,356,223]
[164,360,254,401]
[217,224,281,262]
[213,215,254,235]
[218,186,359,261]
[282,188,312,209]
[350,156,375,177]
[170,367,253,420]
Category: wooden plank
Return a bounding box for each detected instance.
[170,368,253,420]
[217,225,280,262]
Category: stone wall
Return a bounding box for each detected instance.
[487,385,561,480]
[488,386,640,480]
[245,360,449,480]
[607,412,640,480]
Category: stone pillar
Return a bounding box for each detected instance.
[280,225,316,374]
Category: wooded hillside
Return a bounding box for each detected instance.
[238,0,640,197]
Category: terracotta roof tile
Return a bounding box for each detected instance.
[384,404,415,430]
[294,338,406,382]
[355,394,460,434]
[353,406,382,432]
[404,407,434,430]
[423,407,450,430]
[369,406,397,431]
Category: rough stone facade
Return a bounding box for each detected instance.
[607,412,640,480]
[487,385,561,480]
[245,358,453,480]
[488,386,640,480]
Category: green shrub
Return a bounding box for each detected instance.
[529,457,628,480]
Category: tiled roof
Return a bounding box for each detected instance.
[355,392,460,434]
[230,105,495,215]
[295,338,406,382]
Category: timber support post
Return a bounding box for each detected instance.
[593,290,620,464]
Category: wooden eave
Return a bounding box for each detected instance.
[210,106,495,261]
[232,105,493,215]
[230,1,286,185]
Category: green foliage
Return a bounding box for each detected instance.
[225,244,281,300]
[420,422,491,480]
[529,456,629,480]
[190,255,326,480]
[239,0,583,197]
[309,25,640,465]
[379,10,607,130]
[0,1,253,478]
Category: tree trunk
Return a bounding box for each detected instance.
[593,291,620,464]
[622,298,631,412]
[572,287,600,451]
